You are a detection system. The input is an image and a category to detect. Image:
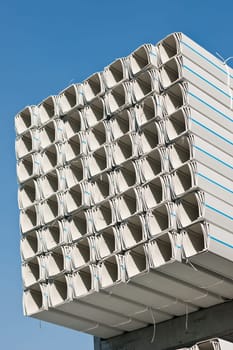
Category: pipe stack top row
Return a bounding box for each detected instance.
[15,32,233,339]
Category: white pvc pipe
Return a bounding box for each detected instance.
[83,97,106,128]
[89,172,112,205]
[15,105,40,136]
[16,129,40,160]
[103,58,129,89]
[96,226,121,260]
[41,193,64,225]
[58,84,84,115]
[99,255,125,289]
[108,109,133,141]
[71,237,95,270]
[142,176,169,210]
[64,183,88,215]
[106,82,133,115]
[38,96,59,125]
[39,169,60,199]
[119,215,147,250]
[87,146,111,178]
[20,204,41,234]
[68,210,90,242]
[22,255,47,288]
[40,119,65,149]
[63,109,84,139]
[41,143,65,174]
[111,133,139,166]
[91,201,116,232]
[83,72,105,103]
[132,69,160,103]
[49,274,73,307]
[125,244,147,280]
[114,160,139,194]
[18,178,40,209]
[47,246,72,278]
[138,121,163,155]
[17,153,41,184]
[87,121,106,152]
[64,132,88,163]
[43,220,66,251]
[135,94,163,127]
[64,159,85,188]
[138,147,168,183]
[145,202,177,238]
[21,230,43,261]
[129,44,158,76]
[23,284,48,316]
[116,187,142,222]
[72,265,96,298]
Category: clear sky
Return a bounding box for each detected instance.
[0,0,232,349]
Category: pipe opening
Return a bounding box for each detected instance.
[92,202,113,232]
[165,108,186,140]
[48,247,65,277]
[100,256,119,288]
[98,227,116,259]
[164,84,184,115]
[91,172,110,204]
[158,35,177,64]
[133,71,153,102]
[104,59,125,88]
[40,170,59,198]
[140,121,159,154]
[178,192,199,227]
[143,177,163,209]
[20,206,38,233]
[84,73,103,102]
[65,134,82,163]
[88,122,106,152]
[136,96,157,126]
[17,154,34,183]
[110,109,130,140]
[172,163,192,196]
[130,45,153,76]
[126,245,147,278]
[148,234,173,267]
[44,222,61,250]
[170,136,191,169]
[41,121,56,149]
[21,230,39,261]
[65,184,83,214]
[113,134,134,165]
[15,107,34,135]
[182,222,205,257]
[42,145,58,173]
[49,275,68,306]
[160,58,179,88]
[72,238,91,269]
[89,147,108,176]
[65,159,84,187]
[118,188,138,220]
[16,131,33,159]
[115,160,137,192]
[84,97,105,128]
[121,215,144,249]
[39,96,56,125]
[59,85,77,114]
[73,267,92,297]
[147,204,169,237]
[64,109,83,139]
[69,211,88,241]
[24,286,43,315]
[109,84,127,113]
[19,179,38,208]
[140,149,162,182]
[22,257,40,287]
[43,195,60,224]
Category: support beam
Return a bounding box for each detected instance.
[94,300,233,350]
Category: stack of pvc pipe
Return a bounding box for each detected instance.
[15,32,233,339]
[177,338,233,350]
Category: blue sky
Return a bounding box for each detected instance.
[0,0,232,349]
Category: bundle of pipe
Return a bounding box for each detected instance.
[15,32,233,339]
